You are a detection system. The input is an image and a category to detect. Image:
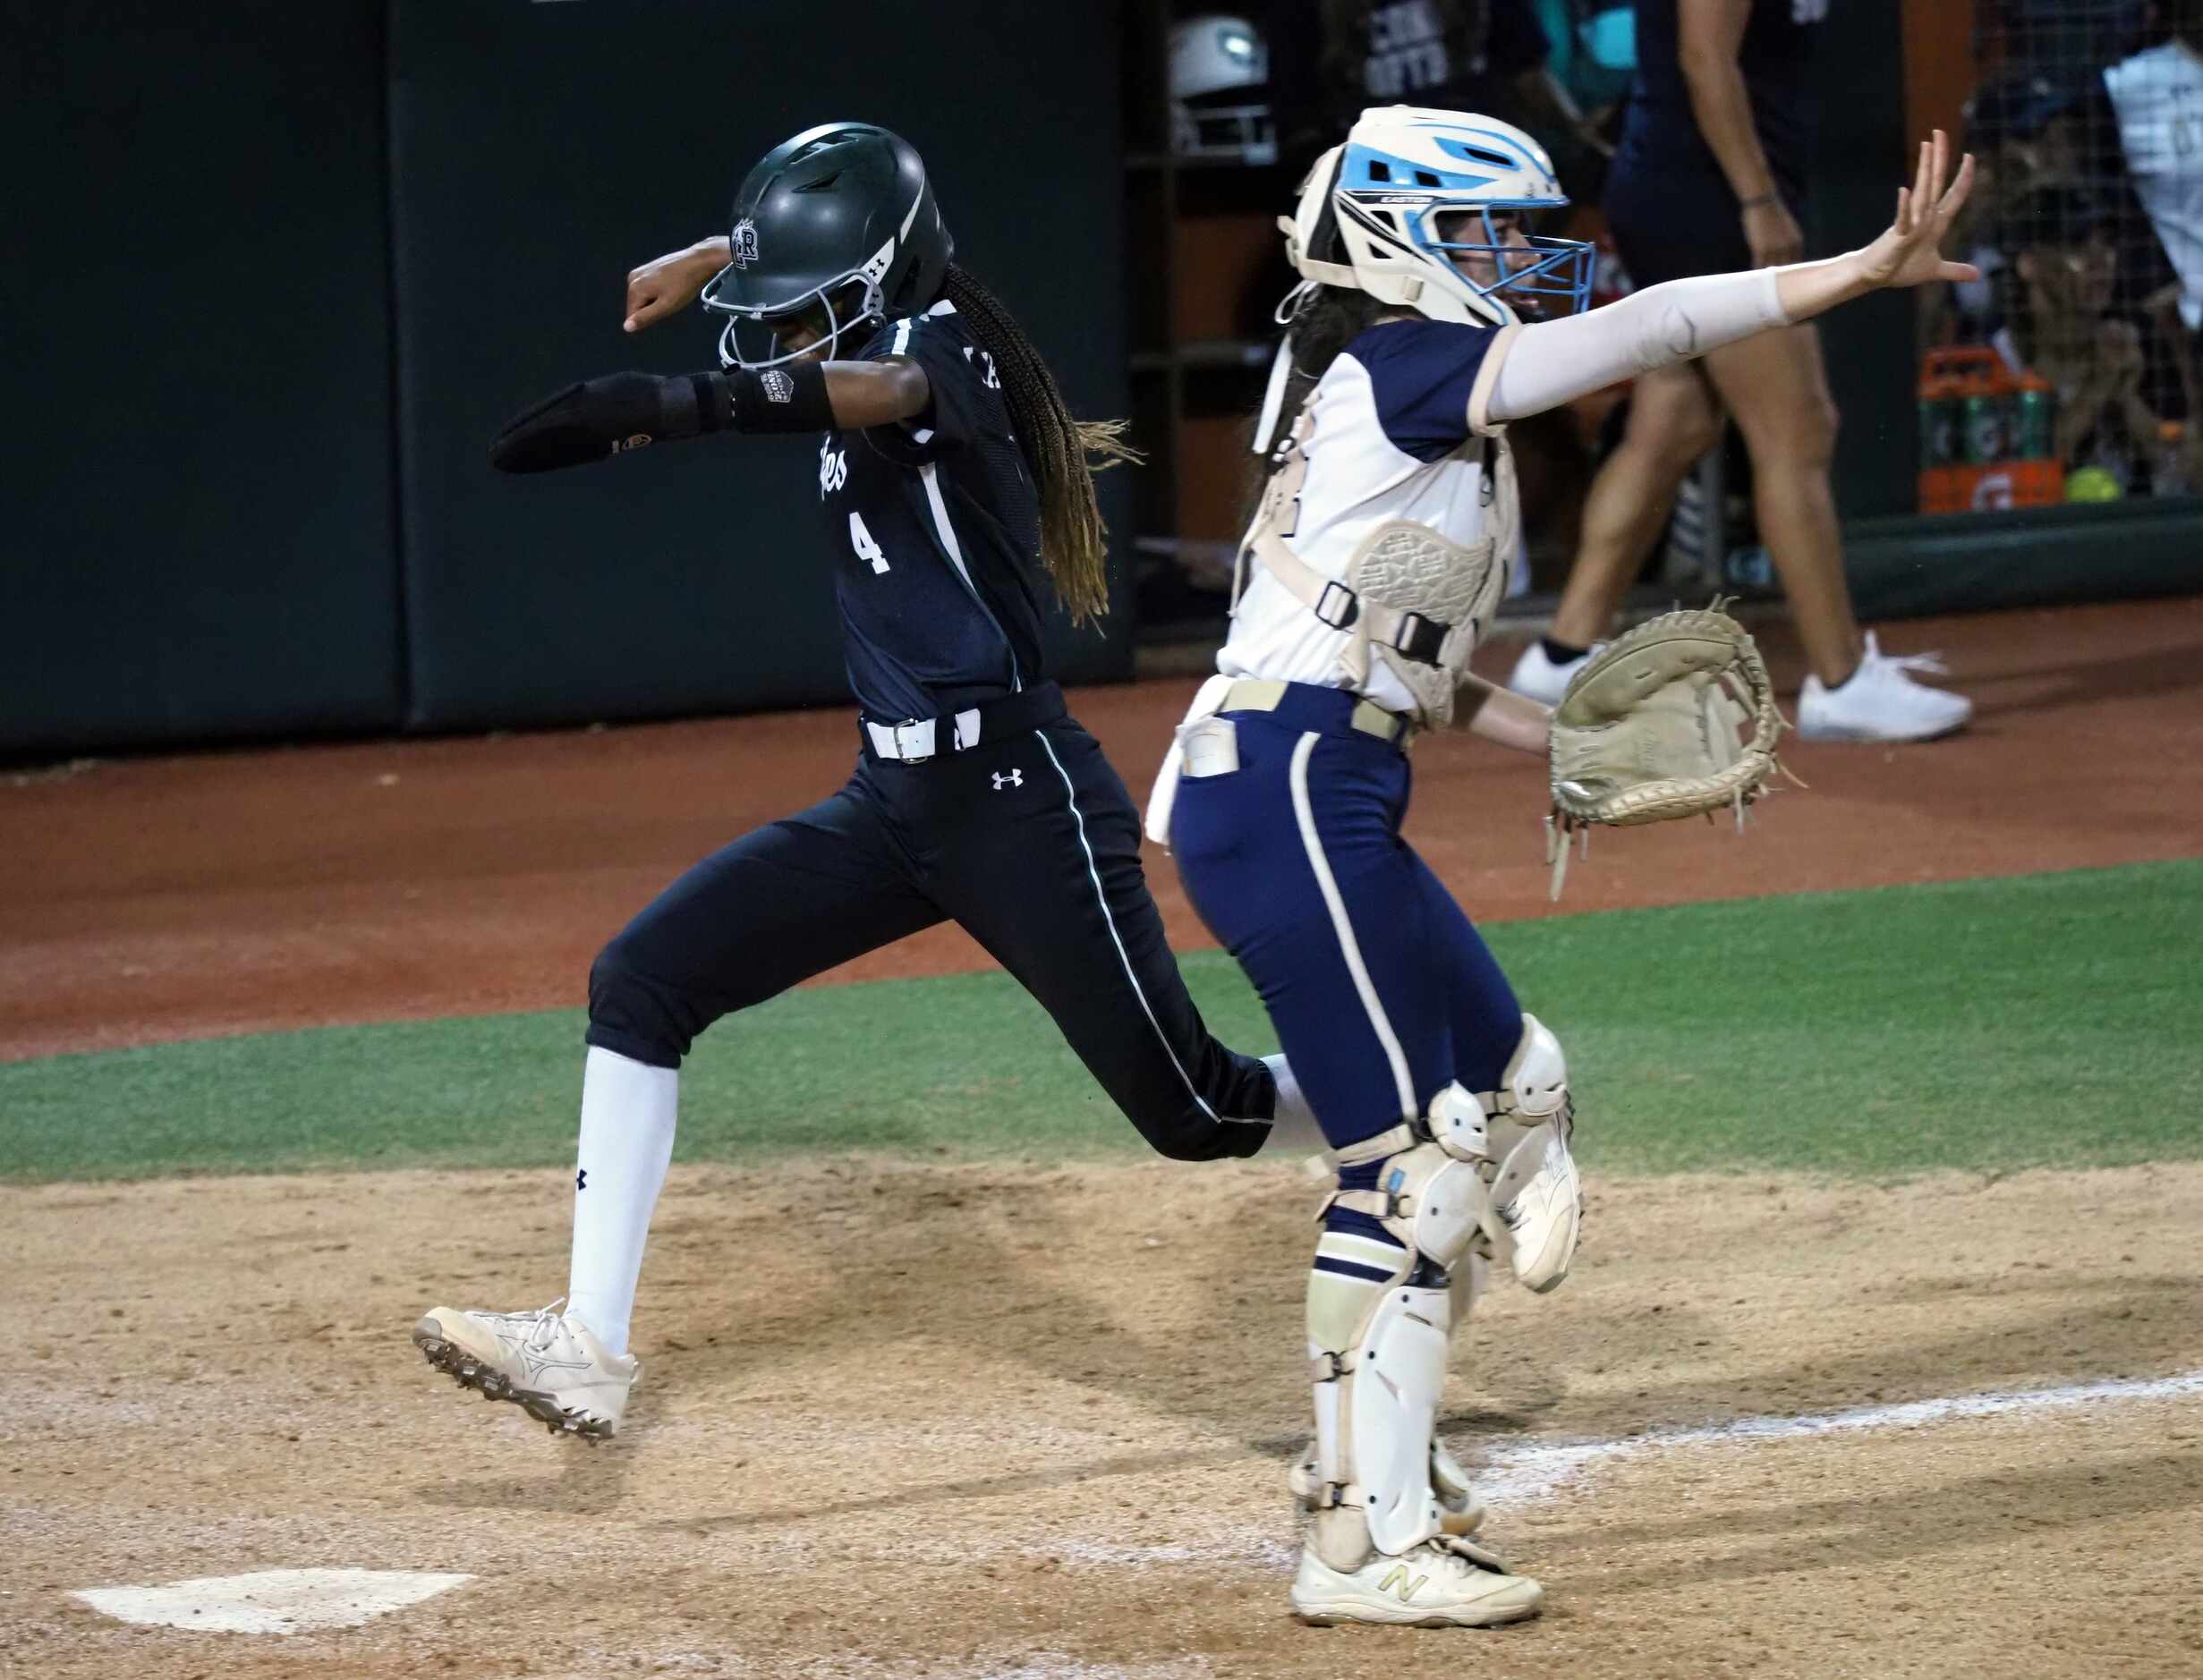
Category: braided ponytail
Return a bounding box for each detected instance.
[940,265,1134,623]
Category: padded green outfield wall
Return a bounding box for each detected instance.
[3,3,406,754]
[3,0,1131,759]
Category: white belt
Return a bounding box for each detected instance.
[864,708,984,763]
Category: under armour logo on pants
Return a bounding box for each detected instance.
[992,769,1022,790]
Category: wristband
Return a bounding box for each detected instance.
[489,362,830,475]
[1738,192,1781,211]
[722,361,837,434]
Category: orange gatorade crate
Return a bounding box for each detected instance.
[1918,348,2063,513]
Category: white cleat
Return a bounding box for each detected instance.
[1290,1535,1544,1628]
[1506,639,1599,706]
[1489,1124,1583,1295]
[412,1300,637,1440]
[1798,632,1972,742]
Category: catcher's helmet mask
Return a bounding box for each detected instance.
[1285,107,1594,330]
[1253,107,1592,451]
[702,122,954,369]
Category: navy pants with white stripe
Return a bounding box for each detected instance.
[1169,683,1524,1155]
[584,683,1274,1161]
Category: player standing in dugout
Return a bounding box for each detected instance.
[413,123,1314,1438]
[1508,0,1975,742]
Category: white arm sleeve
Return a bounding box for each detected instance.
[1483,267,1791,425]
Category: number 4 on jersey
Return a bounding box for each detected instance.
[848,511,889,574]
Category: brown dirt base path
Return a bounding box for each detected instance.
[9,1158,2201,1679]
[4,597,2200,1061]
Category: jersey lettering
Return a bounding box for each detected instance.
[848,510,889,574]
[962,345,1001,390]
[1365,0,1450,98]
[819,438,848,499]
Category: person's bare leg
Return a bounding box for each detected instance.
[1546,361,1723,650]
[1700,324,1864,687]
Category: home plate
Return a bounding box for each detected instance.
[74,1567,473,1633]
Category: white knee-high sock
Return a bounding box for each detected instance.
[1262,1053,1326,1154]
[566,1046,677,1357]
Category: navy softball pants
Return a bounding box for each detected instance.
[1169,683,1524,1153]
[583,683,1274,1161]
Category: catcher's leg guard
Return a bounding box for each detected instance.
[1293,1234,1487,1540]
[1302,1138,1487,1570]
[1424,1016,1583,1294]
[1482,1014,1582,1293]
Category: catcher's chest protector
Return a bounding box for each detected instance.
[1226,359,1516,726]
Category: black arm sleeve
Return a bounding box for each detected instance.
[489,371,727,473]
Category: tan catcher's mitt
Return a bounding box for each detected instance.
[1544,607,1787,898]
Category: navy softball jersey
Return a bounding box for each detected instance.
[820,299,1047,721]
[582,299,1277,1160]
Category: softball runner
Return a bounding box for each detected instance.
[413,123,1302,1437]
[1150,109,1977,1625]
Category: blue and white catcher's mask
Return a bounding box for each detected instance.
[1255,106,1592,452]
[1283,105,1592,328]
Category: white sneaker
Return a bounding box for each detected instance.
[1506,639,1599,706]
[413,1300,637,1439]
[1290,1534,1544,1628]
[1798,632,1972,742]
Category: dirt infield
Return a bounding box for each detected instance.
[11,1158,2201,1678]
[5,596,2200,1061]
[9,595,2203,1676]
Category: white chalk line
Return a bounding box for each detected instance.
[1050,1366,2203,1570]
[69,1371,2201,1655]
[1473,1365,2203,1507]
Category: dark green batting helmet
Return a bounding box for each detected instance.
[702,122,954,369]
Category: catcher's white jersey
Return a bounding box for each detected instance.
[1219,318,1520,716]
[2105,41,2203,330]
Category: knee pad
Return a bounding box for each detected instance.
[1346,1141,1485,1273]
[1421,1015,1582,1293]
[1484,1014,1582,1293]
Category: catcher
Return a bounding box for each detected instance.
[1145,109,1975,1627]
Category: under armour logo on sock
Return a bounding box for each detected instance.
[991,769,1022,790]
[576,1169,587,1191]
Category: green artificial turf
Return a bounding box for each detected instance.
[3,861,2197,1184]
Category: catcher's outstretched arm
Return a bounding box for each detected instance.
[1488,132,1978,425]
[1457,675,1550,756]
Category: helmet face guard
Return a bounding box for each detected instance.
[699,121,953,369]
[1415,202,1594,318]
[702,268,882,369]
[1286,109,1595,328]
